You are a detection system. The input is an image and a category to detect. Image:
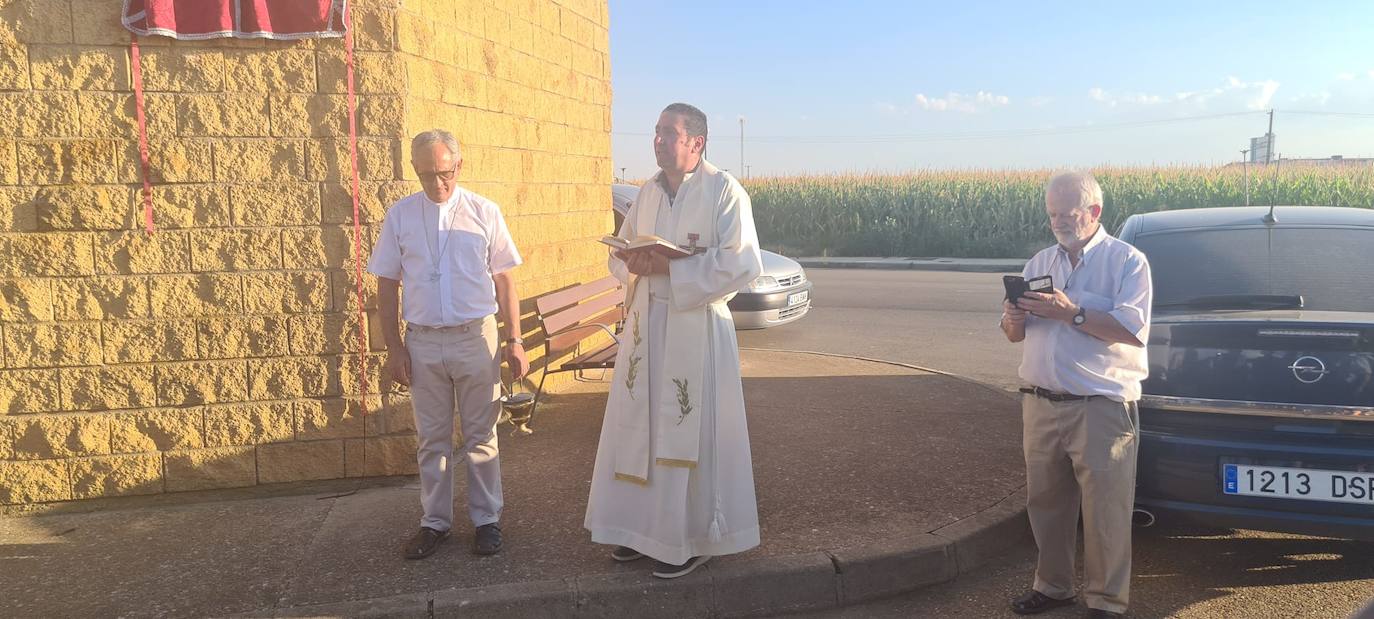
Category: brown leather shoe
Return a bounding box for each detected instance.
[473,523,502,555]
[403,526,450,560]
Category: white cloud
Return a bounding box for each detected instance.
[912,91,1010,113]
[1369,69,1374,79]
[1336,72,1357,81]
[1088,76,1279,111]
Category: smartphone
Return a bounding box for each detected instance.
[1003,275,1053,301]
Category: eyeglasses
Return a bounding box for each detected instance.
[417,166,458,183]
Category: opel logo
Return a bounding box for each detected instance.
[1288,355,1329,384]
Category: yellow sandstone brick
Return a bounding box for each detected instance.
[317,50,406,94]
[52,276,151,320]
[204,401,293,447]
[27,44,127,89]
[224,49,316,92]
[287,312,365,356]
[34,185,134,231]
[59,364,157,412]
[0,278,54,321]
[330,269,378,312]
[148,273,244,318]
[0,42,29,90]
[11,414,109,459]
[0,187,37,232]
[18,139,119,185]
[70,0,132,45]
[248,356,334,399]
[241,271,331,314]
[197,315,289,359]
[282,226,371,270]
[257,440,344,484]
[305,137,399,181]
[140,183,232,228]
[337,353,384,396]
[230,183,320,226]
[0,368,60,414]
[190,229,282,272]
[0,139,14,186]
[77,92,177,139]
[3,92,78,138]
[320,181,398,225]
[176,93,271,137]
[3,321,102,368]
[267,93,348,138]
[155,360,249,407]
[351,7,397,52]
[164,446,256,492]
[69,453,163,499]
[213,139,305,181]
[5,0,74,44]
[96,230,192,275]
[109,407,204,453]
[358,95,406,137]
[294,398,362,441]
[139,47,224,92]
[101,319,198,364]
[0,459,71,504]
[345,434,418,477]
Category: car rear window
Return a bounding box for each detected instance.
[1133,226,1374,312]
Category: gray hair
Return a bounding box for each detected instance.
[1045,170,1103,211]
[662,102,708,140]
[410,129,461,159]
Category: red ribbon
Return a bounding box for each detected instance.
[344,7,369,408]
[130,35,155,234]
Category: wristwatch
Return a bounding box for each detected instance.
[1071,306,1087,326]
[504,337,524,346]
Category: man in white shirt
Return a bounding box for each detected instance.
[1000,171,1153,619]
[367,129,529,560]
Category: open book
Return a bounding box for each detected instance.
[599,234,695,259]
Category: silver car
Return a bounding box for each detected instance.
[611,184,812,329]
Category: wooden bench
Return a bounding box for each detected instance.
[528,275,626,425]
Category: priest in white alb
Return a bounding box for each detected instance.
[584,103,764,579]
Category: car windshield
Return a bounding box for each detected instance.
[1133,226,1374,313]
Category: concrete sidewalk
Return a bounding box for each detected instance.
[795,257,1025,273]
[0,350,1029,618]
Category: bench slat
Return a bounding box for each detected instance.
[547,307,624,354]
[535,276,621,317]
[541,286,626,338]
[561,344,618,370]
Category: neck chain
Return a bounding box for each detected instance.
[422,198,462,281]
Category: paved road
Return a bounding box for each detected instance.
[740,269,1374,619]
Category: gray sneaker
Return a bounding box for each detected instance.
[651,555,711,579]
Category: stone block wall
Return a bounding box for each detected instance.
[0,0,612,506]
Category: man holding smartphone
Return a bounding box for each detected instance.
[1000,171,1153,619]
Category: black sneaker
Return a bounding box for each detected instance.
[473,523,502,555]
[403,527,450,560]
[651,555,711,579]
[611,546,645,562]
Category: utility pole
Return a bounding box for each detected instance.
[1265,109,1274,165]
[745,165,751,178]
[1240,149,1250,206]
[619,167,626,183]
[739,116,746,179]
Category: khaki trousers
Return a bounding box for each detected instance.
[407,315,503,532]
[1022,393,1139,614]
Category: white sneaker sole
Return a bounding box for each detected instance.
[652,555,711,579]
[612,549,645,562]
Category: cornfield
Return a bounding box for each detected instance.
[743,164,1374,258]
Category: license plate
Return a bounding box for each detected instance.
[1223,464,1374,505]
[787,290,809,306]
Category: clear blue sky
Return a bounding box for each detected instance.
[607,1,1374,178]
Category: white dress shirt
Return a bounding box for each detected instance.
[366,187,522,327]
[1018,225,1153,402]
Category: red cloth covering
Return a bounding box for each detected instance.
[121,0,346,40]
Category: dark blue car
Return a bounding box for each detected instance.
[1117,206,1374,541]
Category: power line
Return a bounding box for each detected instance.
[611,109,1374,144]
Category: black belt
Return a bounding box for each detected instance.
[1020,386,1098,402]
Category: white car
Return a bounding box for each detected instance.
[611,184,812,329]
